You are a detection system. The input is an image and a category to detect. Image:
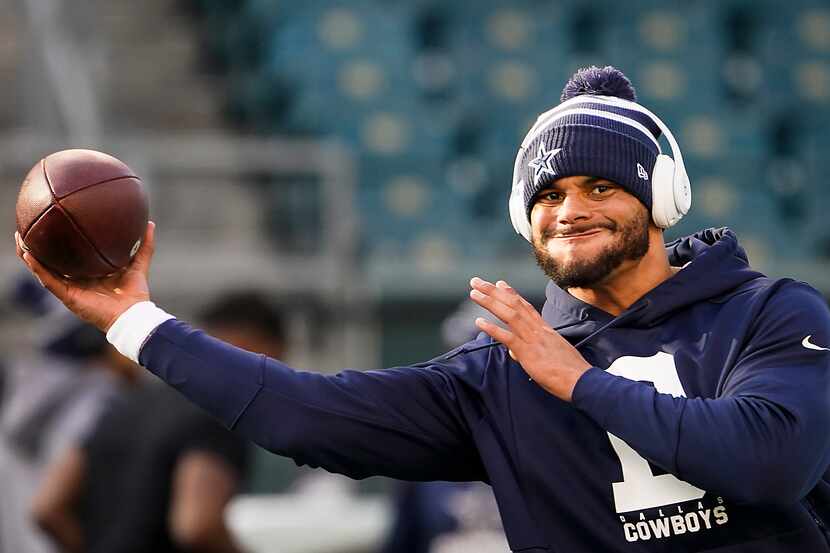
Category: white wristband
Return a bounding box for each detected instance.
[106,301,175,364]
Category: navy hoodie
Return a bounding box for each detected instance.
[139,228,830,552]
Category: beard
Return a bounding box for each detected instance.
[533,208,651,289]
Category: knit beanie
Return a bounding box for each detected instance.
[516,66,662,220]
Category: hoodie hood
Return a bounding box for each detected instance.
[541,228,765,343]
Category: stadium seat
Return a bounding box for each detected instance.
[184,0,828,265]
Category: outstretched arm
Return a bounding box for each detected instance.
[139,319,485,481]
[15,225,486,483]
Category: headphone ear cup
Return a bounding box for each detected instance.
[675,172,692,217]
[510,146,533,242]
[509,178,532,241]
[651,154,678,228]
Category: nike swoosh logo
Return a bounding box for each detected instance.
[803,335,830,351]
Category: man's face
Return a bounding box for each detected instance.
[530,176,651,289]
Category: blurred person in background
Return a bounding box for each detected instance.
[18,66,830,552]
[0,275,124,553]
[32,289,285,553]
[380,300,508,553]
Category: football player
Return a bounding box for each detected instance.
[17,66,830,552]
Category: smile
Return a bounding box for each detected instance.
[553,229,605,241]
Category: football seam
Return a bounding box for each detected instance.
[18,160,56,237]
[19,201,54,240]
[42,159,119,271]
[54,174,141,201]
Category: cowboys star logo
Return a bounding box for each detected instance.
[528,143,561,183]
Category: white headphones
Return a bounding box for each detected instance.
[509,95,692,241]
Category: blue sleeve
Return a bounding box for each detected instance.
[139,320,487,482]
[572,282,830,505]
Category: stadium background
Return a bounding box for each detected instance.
[0,0,828,551]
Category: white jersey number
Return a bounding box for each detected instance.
[605,352,706,513]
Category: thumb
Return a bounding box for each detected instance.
[130,221,156,275]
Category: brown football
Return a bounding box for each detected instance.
[15,149,149,279]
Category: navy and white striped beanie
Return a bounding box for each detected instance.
[518,66,661,219]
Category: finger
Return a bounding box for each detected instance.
[22,253,71,300]
[470,289,537,338]
[15,231,31,255]
[14,232,24,259]
[130,221,156,275]
[471,276,507,291]
[493,280,545,325]
[469,276,495,293]
[472,278,525,308]
[470,280,537,333]
[469,288,516,321]
[497,280,544,321]
[475,317,517,348]
[494,280,531,305]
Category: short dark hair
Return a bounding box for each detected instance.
[198,290,286,343]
